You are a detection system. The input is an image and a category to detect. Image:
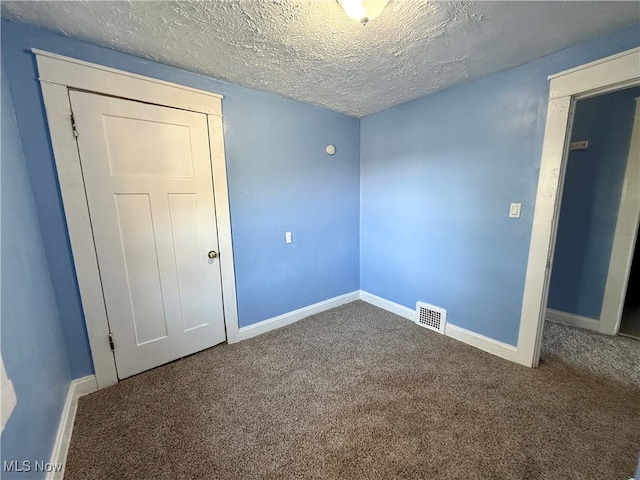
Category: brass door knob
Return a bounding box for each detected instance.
[208,250,218,259]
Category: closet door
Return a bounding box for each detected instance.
[70,90,226,379]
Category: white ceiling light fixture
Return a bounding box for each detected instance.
[338,0,390,25]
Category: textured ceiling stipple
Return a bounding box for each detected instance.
[2,1,639,117]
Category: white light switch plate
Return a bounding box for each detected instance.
[285,232,292,243]
[509,203,521,218]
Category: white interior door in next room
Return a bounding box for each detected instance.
[69,90,226,379]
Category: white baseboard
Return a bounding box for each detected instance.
[236,291,360,341]
[545,308,610,334]
[359,290,414,320]
[359,290,519,363]
[235,288,520,364]
[444,323,518,362]
[49,375,98,480]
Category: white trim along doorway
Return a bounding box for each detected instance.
[517,47,640,367]
[545,95,640,335]
[34,50,240,388]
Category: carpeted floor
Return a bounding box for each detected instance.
[65,301,640,480]
[542,320,640,389]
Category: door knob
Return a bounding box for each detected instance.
[208,250,218,259]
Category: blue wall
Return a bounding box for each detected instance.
[1,15,638,476]
[360,24,640,346]
[548,87,640,319]
[1,20,360,377]
[1,64,72,478]
[224,93,360,326]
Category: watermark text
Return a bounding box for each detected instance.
[4,460,63,473]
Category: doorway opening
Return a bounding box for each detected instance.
[516,47,640,368]
[538,87,640,378]
[619,239,640,339]
[545,87,640,336]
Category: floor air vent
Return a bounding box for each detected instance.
[415,302,447,334]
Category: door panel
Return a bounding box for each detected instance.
[168,194,211,331]
[114,193,168,345]
[102,115,195,178]
[69,90,226,379]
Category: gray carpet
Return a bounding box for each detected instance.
[64,301,640,480]
[542,320,640,389]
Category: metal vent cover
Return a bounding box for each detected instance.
[415,302,447,334]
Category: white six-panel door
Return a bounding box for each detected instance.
[69,90,226,379]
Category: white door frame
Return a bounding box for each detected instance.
[34,50,240,388]
[545,96,640,335]
[516,47,640,367]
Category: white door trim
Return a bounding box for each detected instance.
[517,47,640,367]
[600,98,640,335]
[33,49,222,115]
[34,50,239,388]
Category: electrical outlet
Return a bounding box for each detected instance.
[285,232,292,244]
[509,203,521,218]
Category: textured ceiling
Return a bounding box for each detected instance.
[2,1,639,117]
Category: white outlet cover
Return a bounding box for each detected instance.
[509,203,521,218]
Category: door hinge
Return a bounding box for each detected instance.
[70,114,78,138]
[108,333,115,351]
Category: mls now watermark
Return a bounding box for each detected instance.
[4,460,64,473]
